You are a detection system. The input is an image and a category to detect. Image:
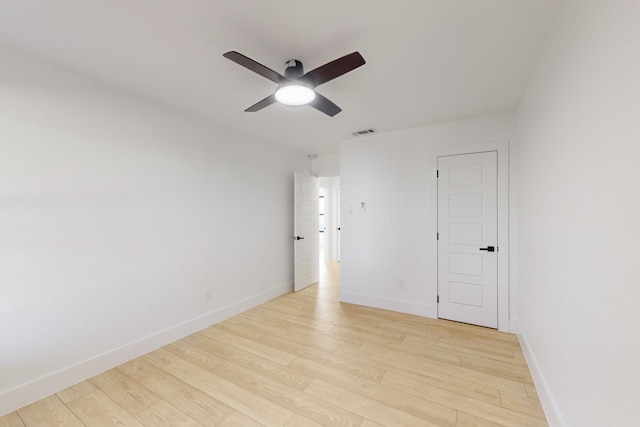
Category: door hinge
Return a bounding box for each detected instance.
[436,170,439,178]
[437,295,440,303]
[437,232,439,240]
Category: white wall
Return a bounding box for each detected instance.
[0,47,308,415]
[311,153,340,177]
[340,114,516,321]
[516,0,640,425]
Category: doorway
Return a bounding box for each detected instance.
[319,177,341,293]
[293,173,341,293]
[318,177,341,263]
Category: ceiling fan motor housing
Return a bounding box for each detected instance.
[284,60,304,79]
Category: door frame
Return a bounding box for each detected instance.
[432,140,510,332]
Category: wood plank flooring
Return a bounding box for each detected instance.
[1,261,547,426]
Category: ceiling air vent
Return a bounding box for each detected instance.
[352,128,376,136]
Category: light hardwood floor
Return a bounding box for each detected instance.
[1,261,547,426]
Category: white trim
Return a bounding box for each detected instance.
[432,140,511,331]
[340,291,435,318]
[0,282,292,417]
[517,325,568,427]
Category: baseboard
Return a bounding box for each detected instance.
[516,324,567,427]
[0,282,292,417]
[339,290,436,318]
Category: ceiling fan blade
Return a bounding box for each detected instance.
[223,51,286,84]
[309,93,342,117]
[299,52,365,88]
[245,94,277,112]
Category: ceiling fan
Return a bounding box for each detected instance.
[223,50,365,117]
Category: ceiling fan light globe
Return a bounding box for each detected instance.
[275,85,316,106]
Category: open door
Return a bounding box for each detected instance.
[294,172,319,292]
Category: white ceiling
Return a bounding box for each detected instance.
[0,1,560,155]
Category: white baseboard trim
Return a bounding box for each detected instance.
[339,291,436,318]
[0,282,292,417]
[516,324,567,427]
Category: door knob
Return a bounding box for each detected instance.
[479,246,495,252]
[293,236,304,240]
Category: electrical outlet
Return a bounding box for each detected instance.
[205,289,212,300]
[399,280,406,290]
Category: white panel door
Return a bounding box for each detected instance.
[294,172,319,292]
[438,152,498,328]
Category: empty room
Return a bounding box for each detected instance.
[1,1,638,426]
